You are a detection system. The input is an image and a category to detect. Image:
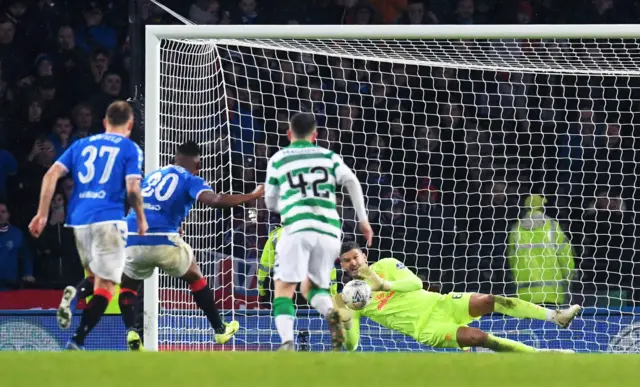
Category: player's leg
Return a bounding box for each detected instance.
[68,223,127,349]
[180,260,239,343]
[455,326,539,353]
[467,293,581,328]
[119,273,143,350]
[57,235,97,329]
[272,232,310,351]
[302,234,344,351]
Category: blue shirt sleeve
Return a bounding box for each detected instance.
[125,142,143,178]
[55,142,76,172]
[188,175,213,200]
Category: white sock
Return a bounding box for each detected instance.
[310,293,334,317]
[546,309,557,321]
[274,315,295,344]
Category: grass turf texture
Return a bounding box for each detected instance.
[1,352,638,387]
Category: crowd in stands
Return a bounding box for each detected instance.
[1,0,640,308]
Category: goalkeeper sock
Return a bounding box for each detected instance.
[118,288,137,330]
[273,297,295,344]
[190,278,225,334]
[71,287,111,346]
[485,333,537,353]
[308,288,333,317]
[493,296,554,321]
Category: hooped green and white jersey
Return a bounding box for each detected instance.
[264,140,352,239]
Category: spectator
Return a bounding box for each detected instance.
[0,16,28,84]
[74,1,117,52]
[189,0,222,24]
[579,190,635,300]
[71,102,98,137]
[15,136,56,225]
[234,0,260,24]
[88,72,122,119]
[52,25,88,95]
[0,202,34,289]
[48,115,76,158]
[33,192,82,288]
[0,145,17,201]
[507,195,575,305]
[399,0,439,24]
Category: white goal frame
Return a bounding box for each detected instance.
[143,23,640,351]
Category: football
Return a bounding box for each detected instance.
[341,280,373,310]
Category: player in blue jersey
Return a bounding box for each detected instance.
[28,101,147,350]
[120,140,264,350]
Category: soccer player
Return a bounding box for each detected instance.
[29,101,147,350]
[335,241,582,353]
[121,140,264,350]
[263,112,372,351]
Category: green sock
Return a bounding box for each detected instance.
[273,297,295,344]
[494,296,550,321]
[485,334,537,353]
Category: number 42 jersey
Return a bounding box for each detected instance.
[264,140,353,239]
[126,165,212,234]
[56,133,143,227]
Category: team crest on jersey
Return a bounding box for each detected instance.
[5,241,13,250]
[396,262,405,269]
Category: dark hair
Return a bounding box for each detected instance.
[289,112,317,138]
[105,100,133,126]
[176,141,201,157]
[340,241,361,256]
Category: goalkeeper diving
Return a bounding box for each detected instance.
[335,241,581,353]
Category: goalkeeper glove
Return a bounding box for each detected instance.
[332,294,354,330]
[356,265,391,292]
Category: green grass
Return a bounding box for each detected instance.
[1,352,639,387]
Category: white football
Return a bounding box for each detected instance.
[341,280,373,310]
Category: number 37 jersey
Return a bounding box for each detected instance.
[264,141,352,239]
[126,165,212,234]
[56,133,143,227]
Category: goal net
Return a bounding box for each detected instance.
[146,25,640,353]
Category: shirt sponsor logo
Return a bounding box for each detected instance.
[79,190,106,199]
[396,262,405,270]
[374,291,396,311]
[143,203,162,211]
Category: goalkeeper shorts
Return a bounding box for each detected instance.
[416,292,481,349]
[124,234,194,280]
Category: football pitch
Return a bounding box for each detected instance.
[1,352,638,387]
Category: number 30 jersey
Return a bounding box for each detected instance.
[126,165,212,234]
[264,140,354,239]
[56,133,143,227]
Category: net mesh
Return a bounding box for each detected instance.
[155,37,640,352]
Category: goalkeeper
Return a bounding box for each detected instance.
[335,241,581,353]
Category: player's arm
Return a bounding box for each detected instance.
[125,142,147,235]
[358,258,422,293]
[197,186,264,208]
[332,293,360,351]
[36,162,68,218]
[263,158,280,212]
[332,153,372,246]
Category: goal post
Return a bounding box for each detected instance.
[144,24,640,352]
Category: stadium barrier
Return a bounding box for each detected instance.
[0,309,638,352]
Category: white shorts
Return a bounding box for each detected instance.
[74,222,128,284]
[124,234,194,280]
[273,231,340,289]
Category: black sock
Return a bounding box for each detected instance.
[133,286,145,338]
[119,290,137,330]
[71,293,109,346]
[191,284,225,334]
[75,277,95,299]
